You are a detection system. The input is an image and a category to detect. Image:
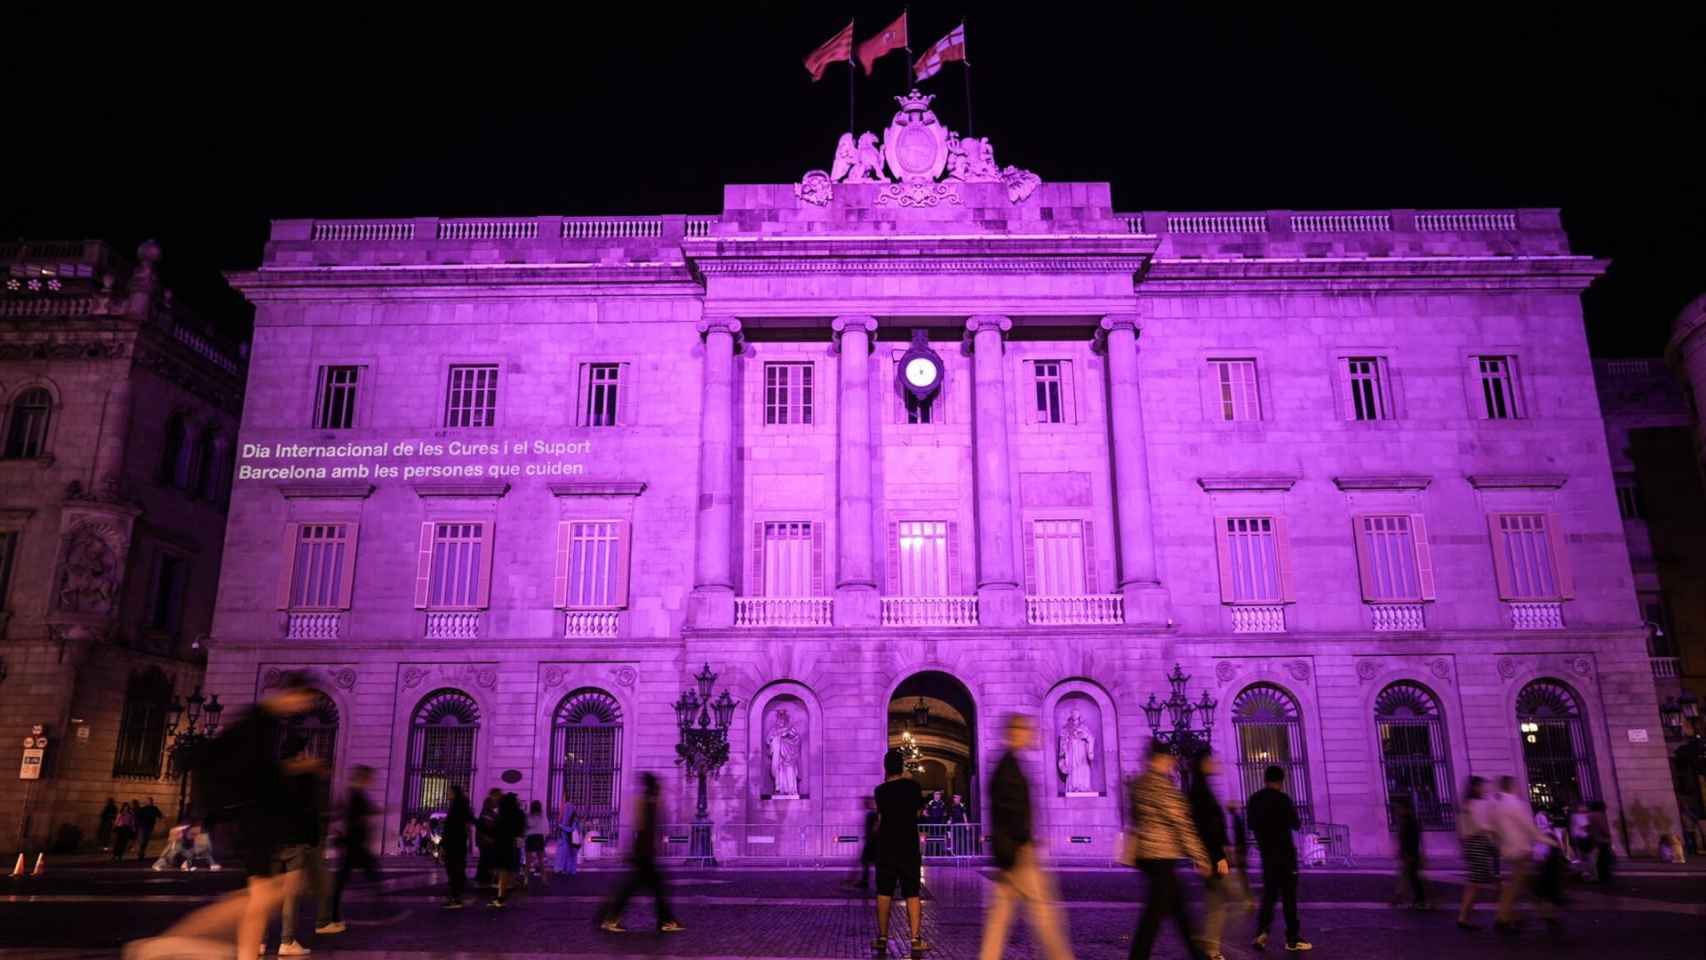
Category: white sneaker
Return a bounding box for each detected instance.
[313,921,345,935]
[277,940,311,956]
[207,863,222,871]
[151,863,164,872]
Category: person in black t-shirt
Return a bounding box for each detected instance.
[872,748,927,955]
[600,773,683,933]
[318,765,381,934]
[1247,765,1310,952]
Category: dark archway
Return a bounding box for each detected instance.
[888,670,978,825]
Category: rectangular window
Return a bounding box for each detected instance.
[905,394,934,424]
[1210,359,1260,421]
[1354,515,1432,602]
[1030,360,1074,424]
[1641,591,1675,657]
[287,523,355,610]
[1343,357,1389,421]
[313,365,361,429]
[1490,513,1567,600]
[580,363,623,427]
[897,521,950,596]
[763,363,814,426]
[1218,516,1283,602]
[444,364,498,428]
[1615,480,1643,521]
[426,522,487,609]
[148,553,189,635]
[1030,520,1087,596]
[556,520,630,609]
[0,530,16,611]
[762,521,816,596]
[1476,356,1522,420]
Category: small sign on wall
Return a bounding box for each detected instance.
[1627,728,1649,743]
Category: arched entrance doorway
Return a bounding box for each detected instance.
[888,671,978,842]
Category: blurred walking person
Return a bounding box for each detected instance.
[489,792,525,907]
[274,737,328,956]
[317,765,381,934]
[1247,765,1310,952]
[112,802,136,861]
[441,785,474,908]
[599,773,683,933]
[1390,796,1427,909]
[473,788,501,889]
[1455,776,1499,928]
[1124,742,1212,960]
[1188,753,1238,960]
[979,714,1074,960]
[135,798,164,862]
[871,747,927,956]
[98,798,118,851]
[1228,804,1252,899]
[1490,775,1544,935]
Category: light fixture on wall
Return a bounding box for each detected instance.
[911,697,930,729]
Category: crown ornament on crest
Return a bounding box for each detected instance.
[894,89,937,114]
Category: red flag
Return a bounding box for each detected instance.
[803,21,854,82]
[913,23,966,83]
[856,13,908,76]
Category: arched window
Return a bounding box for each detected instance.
[3,388,52,459]
[548,688,623,834]
[158,413,188,485]
[1517,679,1601,812]
[280,689,340,766]
[402,689,480,821]
[1232,684,1313,823]
[1374,681,1456,829]
[113,668,173,778]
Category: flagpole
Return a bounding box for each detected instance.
[904,7,913,90]
[962,17,974,136]
[847,19,856,136]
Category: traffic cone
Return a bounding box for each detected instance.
[8,853,22,878]
[30,854,45,877]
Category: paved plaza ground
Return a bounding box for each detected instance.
[2,857,1702,959]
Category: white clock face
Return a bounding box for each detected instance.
[905,357,938,388]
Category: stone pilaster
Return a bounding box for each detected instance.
[1666,293,1706,488]
[965,315,1025,627]
[92,378,133,499]
[831,316,880,626]
[688,316,742,628]
[1096,315,1171,625]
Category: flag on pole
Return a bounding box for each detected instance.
[856,13,909,75]
[913,23,966,83]
[803,21,855,81]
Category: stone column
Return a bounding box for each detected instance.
[965,315,1025,627]
[832,316,880,626]
[1097,315,1171,625]
[92,377,134,498]
[688,316,741,628]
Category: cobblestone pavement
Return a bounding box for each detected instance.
[2,860,1702,959]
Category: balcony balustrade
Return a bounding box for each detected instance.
[285,612,343,640]
[424,611,481,640]
[1025,595,1125,626]
[881,596,979,628]
[1509,602,1565,630]
[734,597,833,628]
[1230,605,1287,634]
[1369,603,1426,632]
[565,611,621,638]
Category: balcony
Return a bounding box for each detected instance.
[1369,603,1426,632]
[1230,605,1287,634]
[882,596,978,628]
[735,597,833,628]
[1026,595,1124,626]
[1652,657,1681,681]
[565,611,620,638]
[1509,602,1565,630]
[424,611,481,640]
[285,612,343,640]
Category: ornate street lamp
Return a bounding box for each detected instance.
[164,686,223,818]
[1143,664,1216,761]
[671,663,737,863]
[911,696,931,729]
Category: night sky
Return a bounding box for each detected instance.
[5,4,1702,356]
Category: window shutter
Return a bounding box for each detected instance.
[336,522,361,610]
[1081,518,1099,593]
[810,521,826,596]
[413,521,436,609]
[474,522,494,609]
[892,359,905,424]
[1275,515,1296,603]
[1061,360,1077,424]
[552,521,572,608]
[886,520,901,593]
[1021,521,1037,595]
[1021,361,1037,425]
[751,522,766,596]
[946,521,963,595]
[1337,359,1356,421]
[1487,514,1516,600]
[575,363,590,427]
[1201,363,1220,421]
[1411,513,1436,601]
[1469,357,1490,421]
[1213,515,1235,603]
[1507,357,1524,418]
[789,365,805,426]
[617,362,634,426]
[276,522,300,610]
[1378,357,1396,419]
[613,519,632,607]
[1546,512,1573,599]
[1351,515,1377,601]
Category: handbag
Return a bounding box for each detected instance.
[1116,828,1139,867]
[569,827,584,847]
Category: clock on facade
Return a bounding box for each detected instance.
[898,329,944,401]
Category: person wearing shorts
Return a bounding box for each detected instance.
[873,748,927,955]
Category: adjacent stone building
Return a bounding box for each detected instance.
[210,93,1681,860]
[1,240,245,851]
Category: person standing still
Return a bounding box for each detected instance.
[318,766,380,935]
[872,748,928,956]
[599,773,683,933]
[1247,765,1311,952]
[1391,797,1427,909]
[978,714,1073,960]
[135,798,164,862]
[524,799,549,887]
[1187,753,1238,960]
[441,785,474,908]
[552,800,581,877]
[113,803,137,861]
[489,792,525,907]
[473,789,500,889]
[1125,742,1212,960]
[98,798,118,852]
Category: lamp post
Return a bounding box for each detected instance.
[164,686,223,820]
[1142,664,1217,783]
[671,663,736,863]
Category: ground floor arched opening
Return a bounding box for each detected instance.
[888,670,978,838]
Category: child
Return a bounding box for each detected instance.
[524,800,549,886]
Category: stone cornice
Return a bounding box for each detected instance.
[277,482,376,499]
[411,480,511,499]
[225,265,700,302]
[547,480,648,498]
[693,256,1152,276]
[1197,476,1299,492]
[1467,473,1570,490]
[1332,475,1433,491]
[684,234,1158,279]
[1140,255,1609,292]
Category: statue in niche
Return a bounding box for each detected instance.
[55,528,119,615]
[766,707,804,797]
[1058,704,1096,794]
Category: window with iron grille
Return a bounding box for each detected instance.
[1343,357,1389,421]
[313,365,361,429]
[1030,520,1086,596]
[1492,513,1560,600]
[1615,480,1643,521]
[445,364,499,428]
[562,521,625,608]
[402,689,480,822]
[764,363,813,425]
[288,523,354,610]
[896,521,950,596]
[1516,679,1601,813]
[277,689,340,765]
[548,689,623,834]
[1355,515,1424,602]
[1475,356,1522,420]
[581,363,623,427]
[427,522,486,609]
[3,387,52,458]
[1031,360,1069,424]
[147,552,189,639]
[1210,359,1260,422]
[0,530,17,611]
[1219,516,1281,602]
[1374,682,1456,829]
[1232,684,1313,824]
[762,521,816,596]
[113,668,173,778]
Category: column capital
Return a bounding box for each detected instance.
[697,315,743,338]
[831,315,878,352]
[962,314,1012,354]
[1092,314,1142,353]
